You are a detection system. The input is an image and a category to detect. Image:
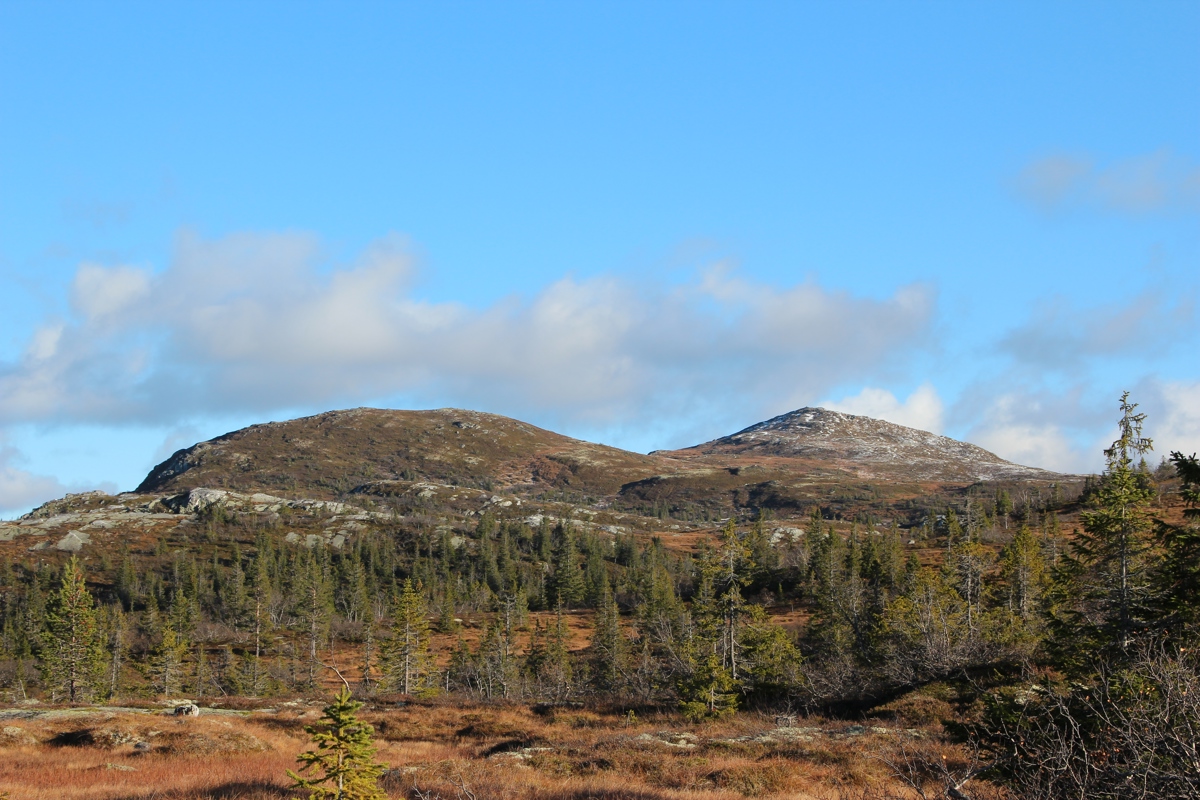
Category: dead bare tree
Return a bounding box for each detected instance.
[871,737,998,800]
[979,640,1200,799]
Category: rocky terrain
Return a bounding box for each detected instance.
[1,405,1078,562]
[132,405,1068,510]
[666,407,1053,482]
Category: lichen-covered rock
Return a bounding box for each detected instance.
[54,530,92,552]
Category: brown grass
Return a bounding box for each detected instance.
[0,701,1004,800]
[0,747,293,800]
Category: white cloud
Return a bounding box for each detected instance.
[1144,380,1200,459]
[962,390,1102,474]
[71,263,152,321]
[0,229,937,432]
[971,422,1088,474]
[1016,150,1200,215]
[25,323,64,361]
[0,450,66,516]
[823,383,944,433]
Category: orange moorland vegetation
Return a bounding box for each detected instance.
[0,699,1006,800]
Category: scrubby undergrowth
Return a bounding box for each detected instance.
[0,696,1002,800]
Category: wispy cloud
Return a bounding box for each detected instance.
[1016,150,1200,215]
[971,418,1089,475]
[997,289,1195,371]
[942,371,1118,473]
[0,229,938,433]
[1140,379,1200,460]
[0,442,68,516]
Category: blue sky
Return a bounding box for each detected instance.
[1,2,1198,515]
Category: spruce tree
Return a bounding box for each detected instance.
[999,524,1046,620]
[1172,451,1200,517]
[535,516,553,563]
[678,650,738,721]
[995,489,1013,530]
[541,606,574,701]
[583,545,608,608]
[435,584,459,633]
[716,520,751,679]
[360,616,377,694]
[339,550,370,625]
[1053,392,1155,659]
[250,545,273,695]
[150,625,188,697]
[299,554,334,688]
[740,605,802,697]
[590,579,625,693]
[288,685,386,800]
[677,545,738,719]
[549,520,584,609]
[105,603,127,699]
[384,579,432,695]
[23,570,46,655]
[948,516,992,633]
[498,523,518,591]
[1154,451,1200,635]
[476,513,502,594]
[745,512,778,578]
[807,522,858,660]
[115,546,138,610]
[39,556,105,703]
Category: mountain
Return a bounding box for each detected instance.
[3,404,1079,565]
[136,407,676,498]
[664,407,1052,483]
[132,405,1064,522]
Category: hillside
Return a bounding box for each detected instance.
[136,407,678,499]
[119,404,1080,534]
[665,407,1053,483]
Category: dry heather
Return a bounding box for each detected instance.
[0,701,1005,800]
[0,711,298,800]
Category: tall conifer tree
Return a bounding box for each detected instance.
[549,520,585,609]
[384,579,431,695]
[1053,392,1155,660]
[590,579,625,692]
[39,556,104,703]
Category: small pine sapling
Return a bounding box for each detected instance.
[288,685,386,800]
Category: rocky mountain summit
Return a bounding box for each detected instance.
[672,407,1053,483]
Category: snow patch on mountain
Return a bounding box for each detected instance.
[696,407,1055,482]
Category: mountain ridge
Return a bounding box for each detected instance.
[136,405,1058,502]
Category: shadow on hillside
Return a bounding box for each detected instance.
[543,792,685,800]
[48,729,95,747]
